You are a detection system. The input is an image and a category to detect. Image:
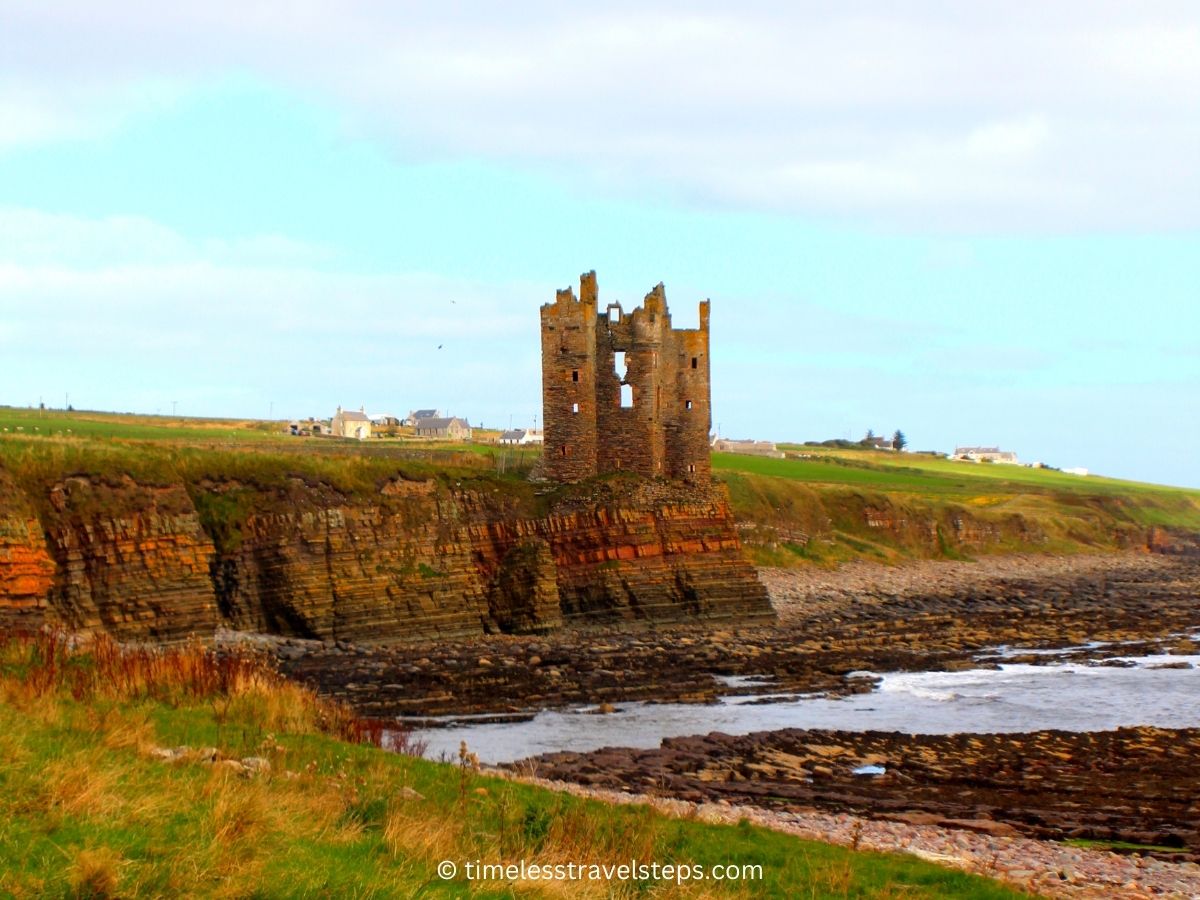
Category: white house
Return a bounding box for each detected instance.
[499,428,544,445]
[954,446,1019,464]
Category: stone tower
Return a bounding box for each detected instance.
[540,271,711,482]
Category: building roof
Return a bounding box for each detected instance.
[499,429,525,441]
[338,409,370,422]
[410,409,440,419]
[416,417,469,430]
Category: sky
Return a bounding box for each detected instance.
[0,2,1197,487]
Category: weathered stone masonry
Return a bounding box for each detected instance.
[541,271,712,483]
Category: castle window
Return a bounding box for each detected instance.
[620,384,633,408]
[688,464,696,473]
[691,357,698,369]
[685,400,693,410]
[561,445,568,457]
[608,306,621,323]
[572,402,580,414]
[614,351,626,380]
[572,369,579,382]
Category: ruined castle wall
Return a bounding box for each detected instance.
[541,272,711,482]
[595,296,667,477]
[664,302,712,479]
[541,276,599,482]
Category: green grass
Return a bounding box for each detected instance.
[3,406,1197,570]
[1063,838,1186,855]
[713,447,1200,566]
[726,447,1200,499]
[0,406,288,443]
[0,635,1026,898]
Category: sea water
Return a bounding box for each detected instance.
[407,653,1200,765]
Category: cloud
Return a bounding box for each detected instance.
[0,207,335,268]
[2,3,1198,231]
[0,209,537,420]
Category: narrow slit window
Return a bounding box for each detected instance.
[561,445,568,457]
[691,357,698,369]
[572,402,580,414]
[571,369,579,382]
[620,384,633,408]
[613,351,626,379]
[685,399,693,410]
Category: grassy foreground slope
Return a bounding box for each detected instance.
[0,634,1021,899]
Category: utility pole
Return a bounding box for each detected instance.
[269,400,274,420]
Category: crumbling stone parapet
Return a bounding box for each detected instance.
[541,271,711,483]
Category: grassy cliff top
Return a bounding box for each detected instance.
[3,406,1197,566]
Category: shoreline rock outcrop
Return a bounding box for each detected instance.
[0,468,772,642]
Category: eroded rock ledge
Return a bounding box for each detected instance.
[0,467,771,642]
[514,726,1200,861]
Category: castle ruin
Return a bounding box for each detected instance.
[541,271,711,482]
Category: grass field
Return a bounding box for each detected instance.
[3,406,1197,567]
[0,633,1024,898]
[0,406,287,443]
[711,445,1200,566]
[725,445,1200,499]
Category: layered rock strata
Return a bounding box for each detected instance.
[0,469,54,620]
[0,468,772,641]
[275,554,1199,718]
[516,726,1200,860]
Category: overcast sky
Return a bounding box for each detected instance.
[1,2,1197,486]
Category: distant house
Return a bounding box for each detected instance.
[954,446,1019,464]
[863,435,895,450]
[331,406,372,440]
[499,428,543,445]
[711,438,784,459]
[404,409,441,427]
[414,417,472,440]
[1063,467,1089,476]
[369,413,401,427]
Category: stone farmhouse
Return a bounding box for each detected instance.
[415,417,472,440]
[541,271,711,482]
[331,406,372,440]
[404,409,441,427]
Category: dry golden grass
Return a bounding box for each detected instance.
[41,750,125,819]
[67,846,124,899]
[1,629,378,745]
[0,631,1024,898]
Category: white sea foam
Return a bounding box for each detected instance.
[409,652,1200,765]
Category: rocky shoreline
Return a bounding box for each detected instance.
[256,551,1200,897]
[273,553,1200,719]
[512,726,1200,861]
[491,772,1200,899]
